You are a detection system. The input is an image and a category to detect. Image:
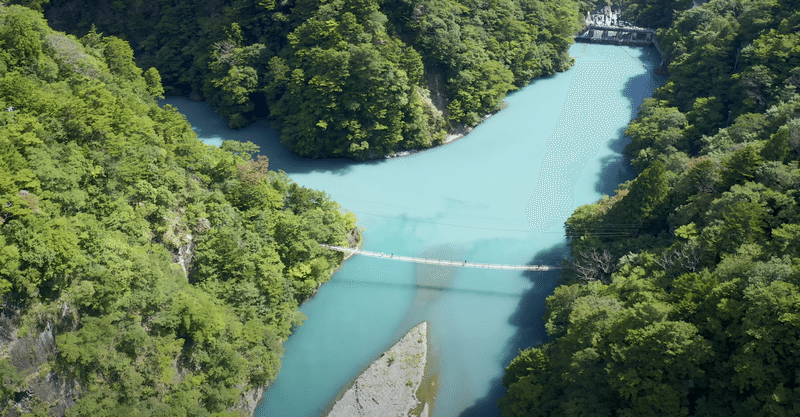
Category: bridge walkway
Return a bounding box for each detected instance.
[320,244,560,272]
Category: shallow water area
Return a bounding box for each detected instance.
[163,43,663,417]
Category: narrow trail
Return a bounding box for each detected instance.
[320,244,561,271]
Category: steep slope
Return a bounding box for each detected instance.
[0,5,357,415]
[500,0,800,415]
[33,0,581,159]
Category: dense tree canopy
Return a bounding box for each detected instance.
[501,1,800,416]
[0,6,358,415]
[28,0,581,159]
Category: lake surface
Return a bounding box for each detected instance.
[163,43,663,417]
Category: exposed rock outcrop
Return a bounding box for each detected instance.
[231,386,265,415]
[1,308,79,416]
[327,322,429,417]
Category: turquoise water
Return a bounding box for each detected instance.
[164,43,663,417]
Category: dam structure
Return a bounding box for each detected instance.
[576,23,658,47]
[576,9,668,73]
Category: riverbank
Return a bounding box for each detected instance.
[384,108,502,159]
[326,322,430,417]
[209,43,663,417]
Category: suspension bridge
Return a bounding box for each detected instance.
[320,244,561,272]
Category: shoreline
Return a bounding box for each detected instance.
[325,322,430,417]
[175,93,499,162]
[409,320,437,417]
[304,227,363,304]
[383,108,502,160]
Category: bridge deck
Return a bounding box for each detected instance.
[320,244,560,271]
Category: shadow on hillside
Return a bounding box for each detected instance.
[326,276,530,299]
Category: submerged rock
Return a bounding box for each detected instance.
[327,322,429,417]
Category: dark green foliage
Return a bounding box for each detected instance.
[620,0,693,28]
[268,0,431,159]
[607,160,670,231]
[0,6,357,414]
[501,1,800,415]
[33,0,580,159]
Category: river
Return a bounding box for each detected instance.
[163,43,664,417]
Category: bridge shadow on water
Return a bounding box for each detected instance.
[327,278,528,299]
[457,243,569,417]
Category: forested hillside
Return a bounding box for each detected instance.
[25,0,581,159]
[0,5,358,415]
[500,0,800,415]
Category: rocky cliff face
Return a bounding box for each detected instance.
[0,303,262,416]
[1,307,78,416]
[421,67,475,145]
[231,385,265,415]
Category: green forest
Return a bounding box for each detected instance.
[24,0,581,159]
[0,4,359,415]
[500,0,800,415]
[6,0,799,414]
[0,0,592,414]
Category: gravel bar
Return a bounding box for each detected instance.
[327,322,429,417]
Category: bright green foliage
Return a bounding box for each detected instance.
[636,0,800,136]
[0,359,22,413]
[33,0,580,158]
[400,0,580,124]
[0,6,357,414]
[205,35,265,129]
[143,67,165,99]
[447,60,516,125]
[624,99,689,171]
[502,1,800,415]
